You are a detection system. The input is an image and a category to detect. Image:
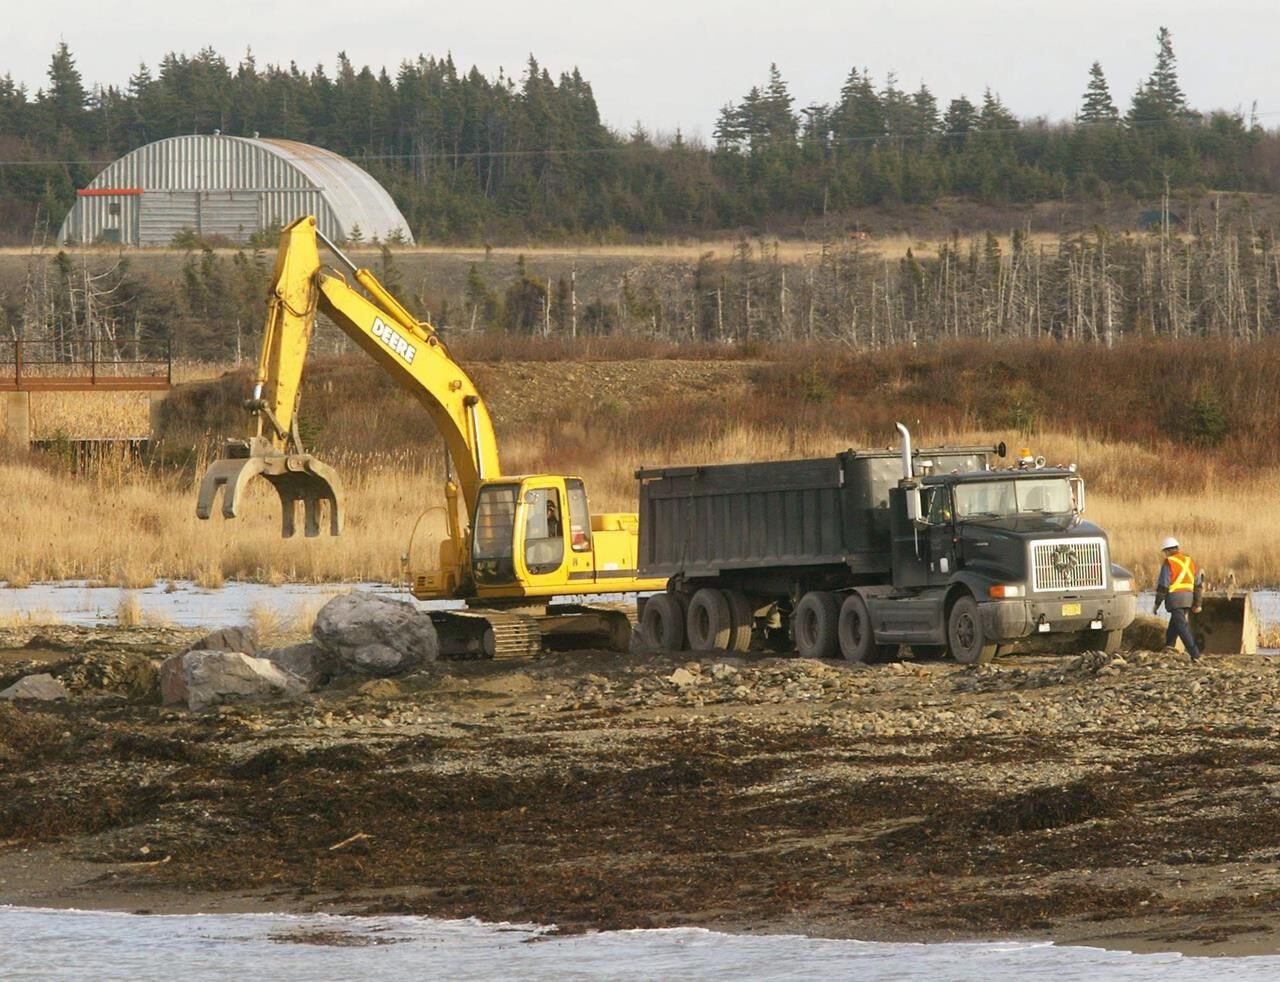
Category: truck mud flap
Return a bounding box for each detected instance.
[1193,592,1258,655]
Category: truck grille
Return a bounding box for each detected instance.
[1031,538,1107,592]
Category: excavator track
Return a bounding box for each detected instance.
[430,609,542,660]
[430,603,638,659]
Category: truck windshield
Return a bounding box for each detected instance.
[953,478,1073,520]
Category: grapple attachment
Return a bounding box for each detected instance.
[197,449,344,538]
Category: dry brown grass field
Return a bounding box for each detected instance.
[403,231,1062,263]
[1,337,1276,590]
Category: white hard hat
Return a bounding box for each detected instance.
[1160,536,1179,551]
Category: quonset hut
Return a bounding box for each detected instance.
[58,134,413,247]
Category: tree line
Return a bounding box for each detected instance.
[7,200,1277,365]
[0,28,1275,243]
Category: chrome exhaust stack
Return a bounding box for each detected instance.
[895,422,913,480]
[895,422,923,523]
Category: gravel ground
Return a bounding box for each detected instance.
[3,625,1280,956]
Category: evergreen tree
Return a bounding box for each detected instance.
[910,84,941,136]
[1129,26,1191,125]
[762,64,798,145]
[943,96,978,136]
[124,63,153,145]
[39,42,88,142]
[978,89,1018,131]
[833,67,883,145]
[880,73,916,138]
[1078,61,1118,124]
[0,74,28,137]
[713,100,745,151]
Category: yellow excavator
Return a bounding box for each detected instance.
[196,215,665,657]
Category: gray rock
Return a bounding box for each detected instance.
[668,667,697,688]
[159,653,188,705]
[183,650,307,712]
[160,625,262,703]
[187,625,259,657]
[0,673,71,701]
[312,593,439,677]
[260,642,338,690]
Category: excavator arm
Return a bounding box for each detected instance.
[196,215,501,542]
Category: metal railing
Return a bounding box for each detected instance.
[0,337,172,391]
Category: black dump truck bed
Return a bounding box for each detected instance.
[636,446,989,581]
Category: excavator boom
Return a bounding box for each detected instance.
[196,216,498,540]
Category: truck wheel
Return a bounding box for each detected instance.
[838,593,892,663]
[1087,628,1123,654]
[639,593,686,651]
[723,589,755,652]
[793,591,840,659]
[687,588,733,650]
[948,595,997,665]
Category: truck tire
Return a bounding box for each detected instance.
[639,593,687,651]
[723,589,755,652]
[838,593,894,663]
[793,591,840,659]
[1086,628,1123,654]
[948,595,997,665]
[687,588,734,650]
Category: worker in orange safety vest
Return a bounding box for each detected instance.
[1153,536,1204,661]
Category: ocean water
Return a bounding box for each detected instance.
[0,579,422,629]
[1,580,1276,638]
[0,580,647,630]
[2,908,1278,981]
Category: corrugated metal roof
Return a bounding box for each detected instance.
[58,135,414,246]
[255,139,410,245]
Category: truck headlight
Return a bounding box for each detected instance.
[1112,578,1133,592]
[988,584,1024,598]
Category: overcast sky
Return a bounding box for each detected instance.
[4,1,1276,140]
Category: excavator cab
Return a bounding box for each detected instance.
[469,479,573,589]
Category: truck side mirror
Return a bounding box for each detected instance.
[1069,476,1086,515]
[904,484,924,523]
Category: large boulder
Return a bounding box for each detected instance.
[188,626,259,657]
[161,624,265,706]
[312,593,439,677]
[259,642,339,691]
[159,653,190,706]
[0,673,71,701]
[160,650,306,710]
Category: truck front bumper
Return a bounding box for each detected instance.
[981,593,1137,642]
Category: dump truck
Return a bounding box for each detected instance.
[635,425,1138,663]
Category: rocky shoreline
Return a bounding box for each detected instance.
[3,624,1280,956]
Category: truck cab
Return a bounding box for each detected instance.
[886,463,1136,661]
